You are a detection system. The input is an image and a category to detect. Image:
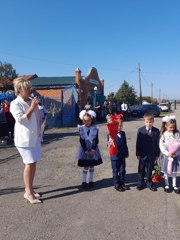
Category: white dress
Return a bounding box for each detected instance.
[17,137,41,164]
[12,98,42,164]
[159,131,180,174]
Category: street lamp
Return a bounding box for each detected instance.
[93,86,98,108]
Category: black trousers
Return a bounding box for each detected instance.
[111,158,126,186]
[138,156,155,185]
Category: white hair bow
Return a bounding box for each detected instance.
[162,115,176,122]
[79,110,96,120]
[169,115,176,120]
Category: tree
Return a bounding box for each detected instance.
[0,61,17,91]
[115,80,137,105]
[106,92,115,102]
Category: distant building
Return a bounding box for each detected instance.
[75,67,105,108]
[26,67,105,127]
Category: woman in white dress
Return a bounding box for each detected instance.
[10,78,42,204]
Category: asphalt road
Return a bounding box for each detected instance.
[0,108,180,240]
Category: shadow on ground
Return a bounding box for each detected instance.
[43,131,79,144]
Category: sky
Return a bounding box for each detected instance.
[0,0,180,100]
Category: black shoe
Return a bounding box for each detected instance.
[89,182,94,189]
[81,182,87,189]
[147,185,157,192]
[164,186,170,193]
[114,185,125,192]
[118,185,125,192]
[136,185,144,191]
[173,186,180,194]
[114,185,120,191]
[122,184,130,190]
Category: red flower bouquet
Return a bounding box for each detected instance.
[151,164,163,183]
[107,114,123,156]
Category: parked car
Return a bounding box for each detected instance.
[130,104,161,117]
[159,102,170,112]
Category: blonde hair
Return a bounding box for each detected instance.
[143,112,154,121]
[13,77,32,95]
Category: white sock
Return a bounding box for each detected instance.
[89,167,94,183]
[172,173,177,187]
[82,168,88,183]
[164,173,169,186]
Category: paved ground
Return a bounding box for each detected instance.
[0,107,180,240]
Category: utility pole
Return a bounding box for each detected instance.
[159,88,161,103]
[151,82,153,103]
[138,64,142,104]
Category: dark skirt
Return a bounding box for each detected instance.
[78,158,103,167]
[77,146,103,167]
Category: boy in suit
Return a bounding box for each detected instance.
[108,119,129,191]
[136,113,160,191]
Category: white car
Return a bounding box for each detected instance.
[159,103,169,112]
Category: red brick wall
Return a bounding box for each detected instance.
[36,89,62,101]
[80,78,104,108]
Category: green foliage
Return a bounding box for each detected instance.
[152,164,161,176]
[107,92,115,102]
[0,61,17,78]
[0,61,17,91]
[114,80,137,105]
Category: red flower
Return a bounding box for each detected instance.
[107,114,124,156]
[151,175,164,183]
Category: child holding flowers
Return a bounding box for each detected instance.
[159,115,180,193]
[107,114,129,191]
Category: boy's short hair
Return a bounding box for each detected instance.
[143,112,154,120]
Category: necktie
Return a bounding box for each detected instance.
[147,128,151,135]
[87,129,90,135]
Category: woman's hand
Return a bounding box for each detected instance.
[26,97,40,119]
[30,97,40,110]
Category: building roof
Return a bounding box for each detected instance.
[30,76,75,87]
[18,74,38,80]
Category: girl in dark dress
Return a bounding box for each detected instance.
[77,110,102,189]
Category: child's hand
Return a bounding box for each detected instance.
[85,151,90,156]
[109,138,115,147]
[85,151,95,157]
[168,153,175,158]
[89,151,95,157]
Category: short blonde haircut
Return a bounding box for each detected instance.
[13,77,32,95]
[143,112,154,121]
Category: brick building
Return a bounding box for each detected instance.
[75,67,105,109]
[30,67,105,110]
[20,68,105,127]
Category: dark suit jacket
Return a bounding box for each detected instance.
[136,126,160,160]
[115,131,129,159]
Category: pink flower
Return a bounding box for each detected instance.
[167,139,180,154]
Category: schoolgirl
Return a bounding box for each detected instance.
[159,115,180,193]
[77,110,103,189]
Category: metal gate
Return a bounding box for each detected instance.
[42,86,78,128]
